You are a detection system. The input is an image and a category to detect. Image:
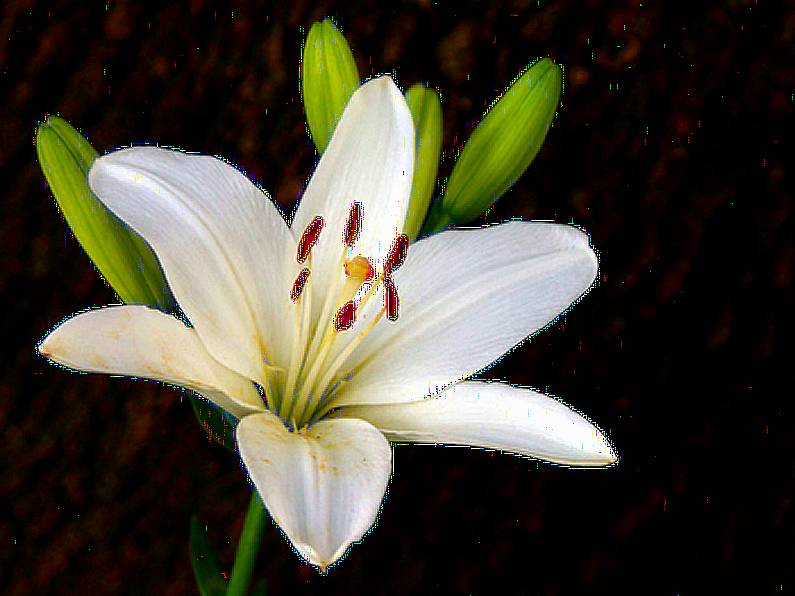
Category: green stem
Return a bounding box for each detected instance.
[226,491,267,596]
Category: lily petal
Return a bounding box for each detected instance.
[334,221,598,407]
[38,305,264,418]
[339,381,616,466]
[237,411,391,570]
[291,76,414,321]
[88,147,294,384]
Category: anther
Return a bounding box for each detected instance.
[343,202,363,247]
[290,268,311,302]
[334,300,357,332]
[384,276,399,321]
[344,256,375,281]
[385,234,409,274]
[297,216,325,263]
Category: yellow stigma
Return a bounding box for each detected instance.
[344,256,374,281]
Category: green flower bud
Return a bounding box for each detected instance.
[403,84,443,240]
[35,116,172,308]
[301,19,360,154]
[36,117,241,450]
[429,58,562,231]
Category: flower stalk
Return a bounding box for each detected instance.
[226,492,268,596]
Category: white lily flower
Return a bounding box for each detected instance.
[38,76,615,571]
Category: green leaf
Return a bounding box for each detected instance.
[36,116,230,452]
[301,18,360,154]
[403,84,443,241]
[427,58,562,232]
[190,397,237,452]
[35,116,173,308]
[189,517,228,596]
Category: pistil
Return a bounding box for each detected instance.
[290,253,373,421]
[282,205,410,429]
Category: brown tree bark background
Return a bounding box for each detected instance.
[2,0,793,593]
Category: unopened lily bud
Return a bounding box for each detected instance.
[35,116,172,308]
[431,58,561,231]
[301,19,360,154]
[403,84,443,240]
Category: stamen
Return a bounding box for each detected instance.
[343,202,363,247]
[297,216,325,263]
[385,233,409,274]
[384,276,399,321]
[290,268,311,302]
[334,300,357,332]
[344,256,375,281]
[284,211,415,428]
[309,304,385,424]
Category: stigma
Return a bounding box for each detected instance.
[344,256,375,281]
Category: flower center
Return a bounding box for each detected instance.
[275,203,407,429]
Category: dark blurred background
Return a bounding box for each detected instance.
[2,0,793,593]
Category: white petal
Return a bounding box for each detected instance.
[237,411,391,570]
[88,147,295,383]
[38,305,264,419]
[338,382,616,467]
[291,76,414,321]
[334,221,598,407]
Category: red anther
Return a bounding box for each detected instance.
[290,268,311,302]
[297,216,325,263]
[384,276,399,321]
[385,234,409,274]
[334,300,357,332]
[343,202,363,247]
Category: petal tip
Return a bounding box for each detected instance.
[564,225,599,284]
[358,75,407,113]
[604,437,620,466]
[36,337,52,360]
[37,329,63,362]
[582,430,618,467]
[297,542,345,573]
[367,74,400,93]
